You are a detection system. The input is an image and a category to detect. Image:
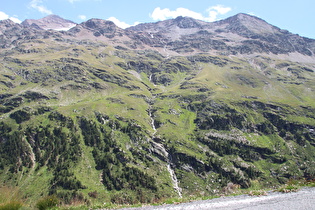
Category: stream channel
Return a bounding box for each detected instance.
[148,102,182,198]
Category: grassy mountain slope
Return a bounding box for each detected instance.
[0,15,315,208]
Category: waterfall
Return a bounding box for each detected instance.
[148,106,156,134]
[149,74,157,87]
[151,141,182,197]
[149,74,153,83]
[149,107,182,197]
[166,154,182,198]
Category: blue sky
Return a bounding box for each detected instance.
[1,0,314,38]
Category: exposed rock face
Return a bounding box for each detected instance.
[218,13,280,36]
[127,16,207,32]
[21,14,76,31]
[0,19,41,48]
[69,18,124,38]
[216,13,315,56]
[127,13,315,56]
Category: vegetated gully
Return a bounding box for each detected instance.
[147,94,182,198]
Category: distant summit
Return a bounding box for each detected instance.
[126,13,315,56]
[215,13,281,36]
[21,14,76,31]
[1,13,314,57]
[127,16,207,33]
[69,18,124,38]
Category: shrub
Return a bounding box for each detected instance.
[36,195,59,210]
[277,185,299,193]
[9,110,31,123]
[248,190,268,196]
[56,191,87,206]
[110,191,138,205]
[88,191,98,198]
[0,201,23,210]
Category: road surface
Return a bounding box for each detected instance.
[119,187,315,210]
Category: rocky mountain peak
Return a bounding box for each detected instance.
[0,19,19,28]
[82,18,117,30]
[21,14,76,31]
[173,16,203,29]
[219,13,280,36]
[69,18,124,38]
[0,19,24,38]
[227,13,260,22]
[128,16,206,33]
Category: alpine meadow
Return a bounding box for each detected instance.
[0,13,315,209]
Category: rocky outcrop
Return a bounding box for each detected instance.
[69,18,124,38]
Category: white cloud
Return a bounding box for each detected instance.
[9,17,22,24]
[78,15,87,20]
[209,5,231,15]
[247,12,259,17]
[67,0,79,3]
[30,0,53,15]
[151,7,204,21]
[150,5,231,22]
[206,5,232,22]
[0,11,22,23]
[67,0,102,3]
[0,11,9,20]
[107,17,139,29]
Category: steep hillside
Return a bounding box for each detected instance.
[0,13,315,207]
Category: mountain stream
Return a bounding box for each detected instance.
[148,105,182,198]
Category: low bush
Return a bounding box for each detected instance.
[88,191,98,198]
[0,201,23,210]
[276,185,299,193]
[248,190,267,196]
[36,195,59,210]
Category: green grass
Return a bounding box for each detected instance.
[1,36,315,210]
[72,146,110,206]
[0,186,22,205]
[17,166,53,206]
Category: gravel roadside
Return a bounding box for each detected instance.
[117,187,315,210]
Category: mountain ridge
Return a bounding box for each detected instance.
[1,13,314,59]
[2,13,313,41]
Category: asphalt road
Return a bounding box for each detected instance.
[119,187,315,210]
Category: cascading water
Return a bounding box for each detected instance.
[148,106,156,134]
[149,74,153,83]
[148,104,182,198]
[149,74,156,87]
[166,153,182,198]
